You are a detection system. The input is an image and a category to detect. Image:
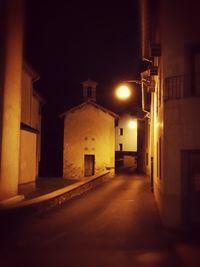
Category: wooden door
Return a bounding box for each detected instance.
[182,150,200,225]
[84,155,95,176]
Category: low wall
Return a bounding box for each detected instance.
[0,171,113,218]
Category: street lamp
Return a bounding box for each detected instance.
[115,85,131,100]
[115,79,150,118]
[128,119,137,129]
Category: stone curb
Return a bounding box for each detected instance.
[0,171,113,217]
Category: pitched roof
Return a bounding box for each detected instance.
[60,100,119,119]
[23,61,40,82]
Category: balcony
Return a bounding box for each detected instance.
[164,75,192,101]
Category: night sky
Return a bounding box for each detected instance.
[24,0,141,176]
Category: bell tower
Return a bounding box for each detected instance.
[82,79,98,102]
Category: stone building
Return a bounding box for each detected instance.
[140,0,200,228]
[61,79,118,179]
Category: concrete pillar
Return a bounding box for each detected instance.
[0,0,24,201]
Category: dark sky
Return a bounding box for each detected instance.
[24,0,141,176]
[25,0,140,114]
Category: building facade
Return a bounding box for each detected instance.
[140,0,200,228]
[0,0,24,202]
[0,1,43,203]
[115,113,137,169]
[61,80,118,179]
[19,63,43,187]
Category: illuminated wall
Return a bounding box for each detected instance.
[62,103,116,179]
[19,130,37,184]
[21,70,32,125]
[140,0,200,228]
[155,1,200,227]
[19,65,42,184]
[115,113,137,152]
[0,1,24,201]
[21,68,41,130]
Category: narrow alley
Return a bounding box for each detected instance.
[1,173,196,267]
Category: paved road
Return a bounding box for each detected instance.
[1,173,199,266]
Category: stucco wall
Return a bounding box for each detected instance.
[31,96,40,130]
[159,98,200,227]
[21,72,40,130]
[160,0,200,79]
[19,129,37,185]
[21,71,41,179]
[63,104,115,179]
[151,0,200,228]
[155,98,200,228]
[21,71,32,125]
[115,113,137,152]
[0,1,24,200]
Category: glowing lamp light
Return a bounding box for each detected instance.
[128,120,137,129]
[115,85,131,100]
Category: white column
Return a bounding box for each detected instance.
[0,0,24,201]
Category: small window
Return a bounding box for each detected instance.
[119,143,123,151]
[119,128,123,136]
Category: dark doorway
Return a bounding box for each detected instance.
[84,155,95,176]
[182,150,200,225]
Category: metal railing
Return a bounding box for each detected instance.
[164,75,192,101]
